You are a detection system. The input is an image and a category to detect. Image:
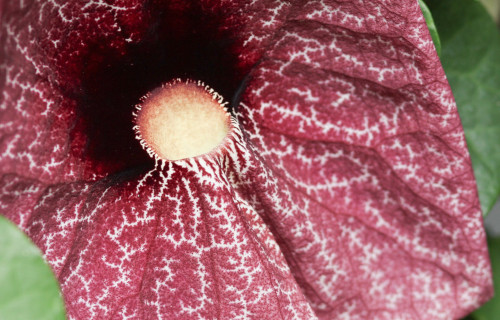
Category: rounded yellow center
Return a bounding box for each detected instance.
[136,81,230,161]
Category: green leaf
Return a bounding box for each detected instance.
[0,216,66,320]
[427,0,500,216]
[471,236,500,319]
[419,0,442,56]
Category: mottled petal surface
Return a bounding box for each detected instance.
[0,0,493,319]
[238,0,492,318]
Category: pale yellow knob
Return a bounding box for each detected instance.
[135,80,230,161]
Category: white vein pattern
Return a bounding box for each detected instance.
[0,0,493,319]
[12,121,315,319]
[0,0,147,183]
[236,0,491,318]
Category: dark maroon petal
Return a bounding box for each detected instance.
[22,126,316,319]
[0,0,148,182]
[238,0,492,318]
[0,0,493,319]
[0,0,285,182]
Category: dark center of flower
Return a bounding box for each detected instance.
[73,2,248,176]
[134,79,230,161]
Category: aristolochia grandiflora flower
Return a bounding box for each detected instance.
[0,0,492,319]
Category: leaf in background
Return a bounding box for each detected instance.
[427,0,500,216]
[472,237,500,319]
[419,0,442,56]
[0,216,65,320]
[479,0,500,22]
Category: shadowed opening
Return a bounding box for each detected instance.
[75,1,245,176]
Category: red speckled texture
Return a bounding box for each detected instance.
[0,0,493,319]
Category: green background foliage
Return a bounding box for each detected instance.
[0,216,66,320]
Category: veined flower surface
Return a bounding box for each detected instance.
[0,0,493,319]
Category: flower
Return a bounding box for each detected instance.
[0,0,493,319]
